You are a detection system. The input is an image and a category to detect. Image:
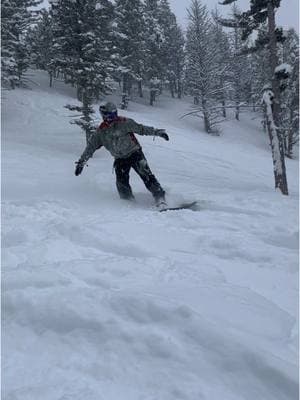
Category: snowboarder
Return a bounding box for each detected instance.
[75,101,169,208]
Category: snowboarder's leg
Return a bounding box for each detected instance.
[131,150,165,202]
[114,158,134,200]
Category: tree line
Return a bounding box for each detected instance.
[1,0,299,194]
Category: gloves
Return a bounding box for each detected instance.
[156,129,169,141]
[75,160,85,176]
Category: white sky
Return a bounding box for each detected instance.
[169,0,299,32]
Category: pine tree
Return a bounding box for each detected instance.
[217,4,259,120]
[143,0,165,105]
[158,0,185,99]
[1,0,42,89]
[185,0,220,133]
[51,0,115,99]
[211,9,231,118]
[27,10,56,87]
[50,0,115,142]
[1,0,17,88]
[114,0,145,105]
[231,6,253,119]
[173,25,185,99]
[248,25,272,105]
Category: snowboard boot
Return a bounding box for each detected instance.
[155,195,168,211]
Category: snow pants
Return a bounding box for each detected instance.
[113,149,165,201]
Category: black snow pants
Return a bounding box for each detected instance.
[114,149,165,201]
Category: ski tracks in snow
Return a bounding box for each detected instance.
[2,72,299,400]
[2,195,298,400]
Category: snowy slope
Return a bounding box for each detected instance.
[2,70,299,400]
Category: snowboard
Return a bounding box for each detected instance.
[159,201,198,212]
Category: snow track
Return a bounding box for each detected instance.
[2,70,299,400]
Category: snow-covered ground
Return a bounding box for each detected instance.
[2,70,299,400]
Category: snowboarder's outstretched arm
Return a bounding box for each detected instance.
[125,119,169,141]
[75,132,103,176]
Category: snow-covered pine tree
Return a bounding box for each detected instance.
[158,0,185,99]
[217,4,254,120]
[1,0,42,89]
[1,0,18,88]
[220,0,288,195]
[51,0,115,100]
[279,28,299,158]
[185,0,221,133]
[143,0,165,105]
[50,0,115,142]
[247,25,272,108]
[211,9,232,118]
[114,0,145,106]
[171,24,185,99]
[27,10,56,87]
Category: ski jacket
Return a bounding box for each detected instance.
[79,117,161,162]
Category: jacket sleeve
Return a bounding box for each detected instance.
[125,118,159,137]
[79,132,103,163]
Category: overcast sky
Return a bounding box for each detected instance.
[169,0,299,33]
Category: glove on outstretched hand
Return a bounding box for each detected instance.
[156,129,169,141]
[75,160,85,176]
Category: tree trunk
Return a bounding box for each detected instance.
[129,80,133,96]
[235,101,240,121]
[202,98,211,133]
[286,108,295,158]
[286,128,294,159]
[174,81,178,94]
[121,93,129,110]
[170,81,175,98]
[122,73,128,95]
[287,108,296,158]
[267,1,288,195]
[121,74,130,109]
[49,72,53,88]
[150,89,156,106]
[177,81,182,99]
[263,95,288,194]
[137,81,142,98]
[222,100,226,118]
[262,110,267,132]
[159,82,163,95]
[220,76,226,118]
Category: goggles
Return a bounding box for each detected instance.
[101,110,118,121]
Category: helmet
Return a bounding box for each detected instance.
[99,101,118,121]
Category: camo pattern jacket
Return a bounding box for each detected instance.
[79,117,161,162]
